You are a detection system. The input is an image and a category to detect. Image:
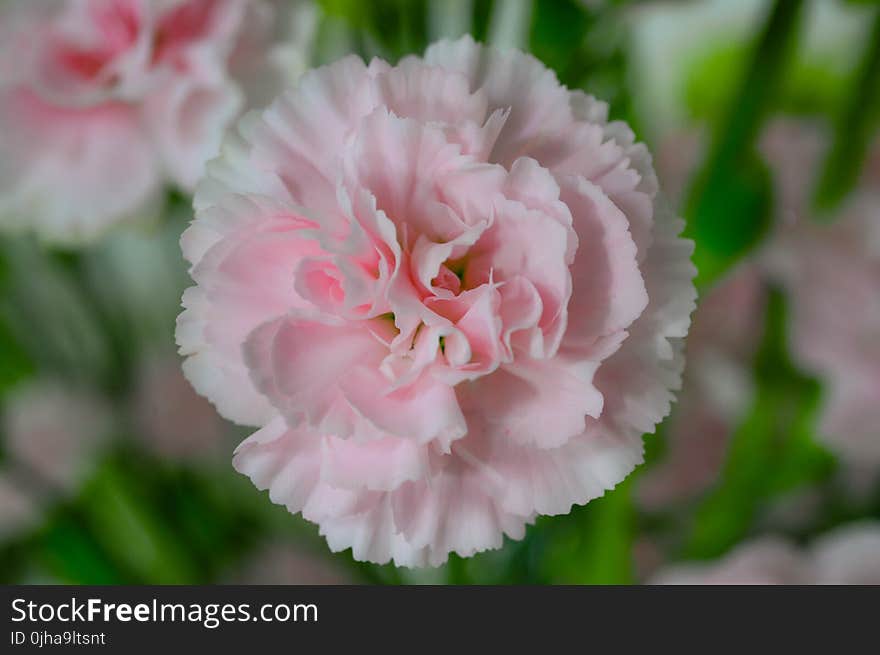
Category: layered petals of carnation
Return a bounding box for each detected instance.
[179,36,696,566]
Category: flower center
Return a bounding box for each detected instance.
[432,263,462,294]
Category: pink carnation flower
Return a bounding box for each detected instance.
[651,522,880,585]
[177,36,696,566]
[0,0,304,244]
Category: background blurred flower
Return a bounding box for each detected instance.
[132,355,229,463]
[0,0,314,245]
[651,521,880,584]
[230,541,352,585]
[2,380,113,495]
[641,117,880,516]
[0,471,40,541]
[178,35,696,566]
[761,122,880,481]
[637,264,763,511]
[651,536,805,584]
[809,522,880,584]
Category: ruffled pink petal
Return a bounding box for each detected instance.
[559,175,648,352]
[240,55,378,214]
[390,462,531,566]
[373,57,488,127]
[423,35,573,167]
[178,208,322,426]
[464,196,574,357]
[232,416,322,514]
[243,313,391,436]
[459,355,604,450]
[144,76,242,190]
[344,107,494,243]
[339,367,467,450]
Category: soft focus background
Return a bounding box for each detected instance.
[1,0,879,584]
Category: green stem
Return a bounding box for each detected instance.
[685,0,805,287]
[708,0,804,163]
[813,7,880,212]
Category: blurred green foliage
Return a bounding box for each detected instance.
[814,9,880,211]
[684,0,804,289]
[685,289,835,559]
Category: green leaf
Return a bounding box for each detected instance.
[317,0,429,60]
[684,43,849,123]
[78,459,197,583]
[686,153,774,287]
[529,0,589,84]
[813,7,880,212]
[37,516,125,584]
[540,481,635,584]
[685,0,805,288]
[0,318,33,394]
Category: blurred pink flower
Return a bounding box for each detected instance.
[2,380,113,494]
[651,537,805,585]
[132,356,228,463]
[651,522,880,585]
[645,120,880,502]
[178,36,696,566]
[760,122,880,476]
[654,127,706,210]
[0,0,304,244]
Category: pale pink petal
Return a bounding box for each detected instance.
[423,35,573,167]
[339,368,467,450]
[144,77,242,190]
[459,356,604,450]
[559,175,647,352]
[178,209,322,426]
[243,314,391,438]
